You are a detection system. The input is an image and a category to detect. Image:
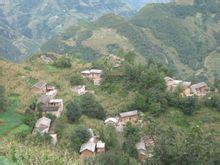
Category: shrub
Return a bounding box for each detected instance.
[0,85,6,112]
[66,102,82,123]
[54,57,72,68]
[69,74,84,86]
[80,94,106,120]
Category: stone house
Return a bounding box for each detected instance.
[33,117,51,135]
[119,110,138,125]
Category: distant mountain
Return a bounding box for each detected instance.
[41,0,220,82]
[0,0,138,61]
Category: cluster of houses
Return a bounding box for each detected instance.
[165,76,209,97]
[31,81,64,145]
[104,110,154,161]
[80,129,106,157]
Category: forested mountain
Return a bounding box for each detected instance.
[1,0,163,61]
[41,0,220,82]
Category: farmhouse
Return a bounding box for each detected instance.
[136,141,147,161]
[80,141,96,157]
[164,76,191,92]
[107,54,125,68]
[96,140,105,153]
[119,110,138,125]
[191,82,209,97]
[81,69,103,85]
[46,86,57,99]
[44,99,63,118]
[33,117,51,135]
[31,81,47,93]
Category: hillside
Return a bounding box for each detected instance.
[0,54,220,163]
[41,1,220,82]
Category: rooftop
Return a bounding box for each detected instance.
[136,141,146,151]
[37,95,50,104]
[35,117,51,128]
[104,117,118,124]
[49,99,63,104]
[119,110,138,118]
[32,81,47,89]
[90,69,103,74]
[80,141,96,153]
[96,141,105,148]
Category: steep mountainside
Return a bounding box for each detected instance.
[1,0,154,61]
[41,0,220,82]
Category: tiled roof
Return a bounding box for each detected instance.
[32,81,47,89]
[119,110,138,118]
[80,141,96,153]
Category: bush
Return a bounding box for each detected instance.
[70,125,90,152]
[69,74,84,86]
[178,97,198,115]
[0,85,6,112]
[54,57,72,68]
[80,94,106,120]
[66,101,82,123]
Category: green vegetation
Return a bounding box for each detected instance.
[70,125,90,152]
[0,95,23,136]
[0,85,6,112]
[53,57,72,68]
[69,74,84,86]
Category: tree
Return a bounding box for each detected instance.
[178,97,198,115]
[122,123,141,158]
[54,57,72,68]
[66,101,82,123]
[99,126,118,150]
[70,125,90,152]
[69,74,84,86]
[80,94,106,119]
[0,85,6,112]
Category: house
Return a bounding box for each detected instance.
[96,141,105,153]
[46,89,57,99]
[37,95,50,105]
[80,141,96,157]
[44,99,63,118]
[33,117,51,135]
[136,141,147,161]
[190,82,209,97]
[71,85,86,95]
[119,110,138,125]
[81,69,103,85]
[165,76,192,94]
[104,117,118,126]
[31,81,47,93]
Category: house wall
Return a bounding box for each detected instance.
[138,153,146,161]
[97,148,105,153]
[80,150,95,157]
[119,115,138,125]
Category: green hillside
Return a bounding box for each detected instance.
[41,1,220,81]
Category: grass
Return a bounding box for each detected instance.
[0,96,23,137]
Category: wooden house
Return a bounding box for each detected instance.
[71,85,86,95]
[119,110,138,125]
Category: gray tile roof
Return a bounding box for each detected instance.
[32,81,47,89]
[80,141,96,153]
[119,110,138,118]
[37,95,50,104]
